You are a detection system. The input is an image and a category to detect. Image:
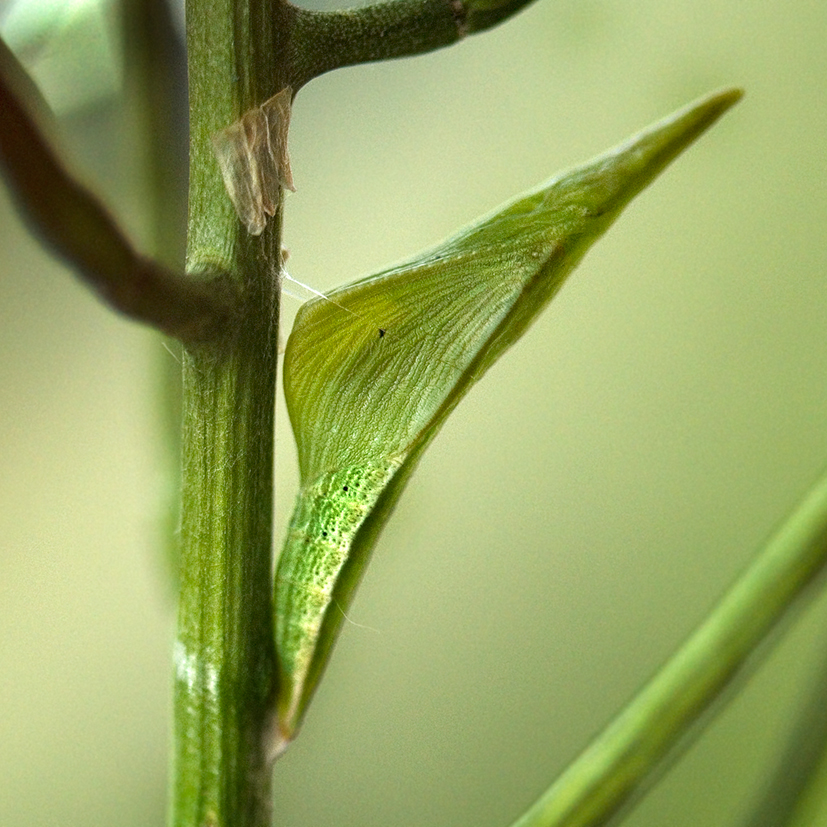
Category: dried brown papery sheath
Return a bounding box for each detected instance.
[211,87,295,235]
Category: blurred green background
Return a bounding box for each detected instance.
[2,0,827,825]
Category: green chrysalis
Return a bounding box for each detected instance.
[272,88,743,753]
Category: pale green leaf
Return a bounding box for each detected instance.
[272,88,743,750]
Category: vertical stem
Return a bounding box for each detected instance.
[172,1,291,825]
[173,272,280,827]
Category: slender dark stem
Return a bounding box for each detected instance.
[0,37,237,346]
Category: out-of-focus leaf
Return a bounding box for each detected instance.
[1,0,122,113]
[272,88,743,751]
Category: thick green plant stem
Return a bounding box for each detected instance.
[174,0,545,819]
[174,296,280,827]
[172,1,285,826]
[511,467,827,827]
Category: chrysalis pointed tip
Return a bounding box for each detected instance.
[553,85,744,221]
[264,711,295,764]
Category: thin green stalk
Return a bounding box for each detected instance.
[781,740,827,827]
[510,468,827,827]
[737,646,827,827]
[172,1,288,825]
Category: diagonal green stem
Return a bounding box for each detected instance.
[781,739,827,827]
[738,647,827,827]
[511,467,827,827]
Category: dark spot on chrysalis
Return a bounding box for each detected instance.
[378,328,386,338]
[343,486,348,492]
[322,531,328,537]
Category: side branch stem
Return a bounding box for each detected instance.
[288,0,462,86]
[0,37,237,345]
[284,0,538,90]
[512,466,827,827]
